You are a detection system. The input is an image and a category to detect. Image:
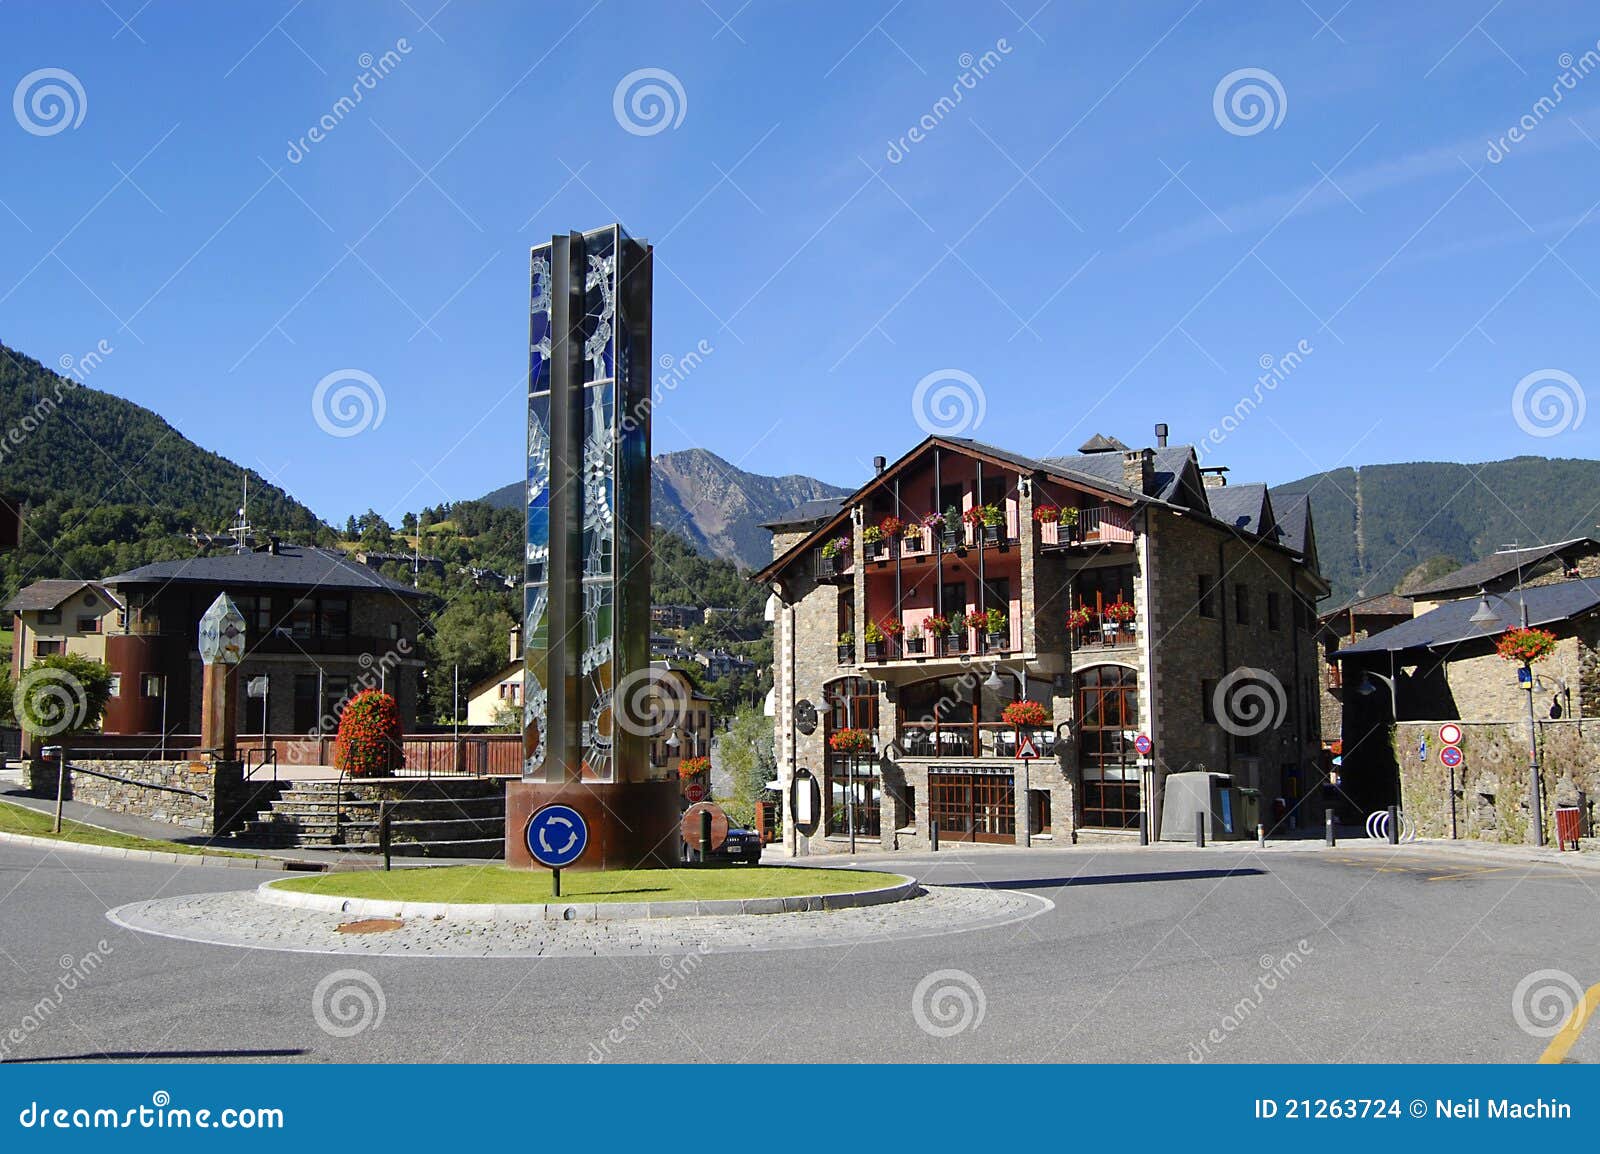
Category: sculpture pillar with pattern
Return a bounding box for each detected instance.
[505,225,679,870]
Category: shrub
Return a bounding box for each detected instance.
[334,689,404,777]
[13,654,113,739]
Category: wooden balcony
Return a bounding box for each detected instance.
[1040,505,1135,548]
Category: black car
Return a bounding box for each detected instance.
[687,825,761,864]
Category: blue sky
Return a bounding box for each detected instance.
[3,1,1600,524]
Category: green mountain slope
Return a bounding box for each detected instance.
[0,341,332,595]
[1271,457,1600,604]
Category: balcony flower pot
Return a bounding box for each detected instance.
[863,621,885,661]
[941,506,963,550]
[983,608,1007,651]
[837,636,855,664]
[906,632,925,655]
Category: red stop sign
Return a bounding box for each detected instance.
[684,783,706,803]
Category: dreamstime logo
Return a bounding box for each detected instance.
[586,947,710,1062]
[1212,68,1286,136]
[1511,369,1584,437]
[58,339,114,383]
[1212,667,1286,737]
[885,39,1014,164]
[1196,340,1313,463]
[911,969,986,1037]
[620,339,714,434]
[285,39,413,163]
[613,68,687,136]
[0,940,113,1062]
[1487,44,1600,163]
[1511,968,1584,1038]
[311,369,386,438]
[14,666,88,737]
[13,68,87,136]
[609,665,690,738]
[1187,940,1313,1062]
[312,969,386,1038]
[911,369,985,436]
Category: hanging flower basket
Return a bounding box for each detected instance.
[678,755,710,780]
[829,728,873,754]
[1002,700,1049,728]
[1065,606,1094,631]
[1104,601,1137,624]
[1496,626,1557,665]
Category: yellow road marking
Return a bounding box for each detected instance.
[1425,867,1511,882]
[1539,983,1600,1064]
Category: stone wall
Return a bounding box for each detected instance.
[1391,719,1597,843]
[23,757,281,835]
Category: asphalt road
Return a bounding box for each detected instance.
[1,840,1596,1063]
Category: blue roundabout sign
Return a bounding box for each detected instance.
[524,804,589,868]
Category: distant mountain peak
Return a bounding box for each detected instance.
[479,448,851,570]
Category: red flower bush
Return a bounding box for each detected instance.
[334,689,404,777]
[1496,626,1558,665]
[829,728,873,754]
[678,755,710,780]
[1002,700,1049,728]
[1104,601,1137,624]
[1065,606,1094,630]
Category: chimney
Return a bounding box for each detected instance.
[1200,466,1229,489]
[1154,422,1169,448]
[509,625,523,663]
[1122,448,1154,494]
[873,455,887,475]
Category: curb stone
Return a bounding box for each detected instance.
[256,871,919,922]
[0,829,322,871]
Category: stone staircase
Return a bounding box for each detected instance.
[237,778,506,858]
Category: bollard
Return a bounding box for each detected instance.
[1257,823,1266,849]
[1386,804,1400,846]
[1195,810,1206,848]
[1138,810,1149,846]
[379,801,392,872]
[930,819,939,853]
[1324,808,1336,847]
[50,746,66,834]
[700,808,713,865]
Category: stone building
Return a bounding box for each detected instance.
[1316,592,1412,746]
[755,432,1328,853]
[1332,576,1600,817]
[98,544,427,739]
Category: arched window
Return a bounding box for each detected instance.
[1077,665,1140,828]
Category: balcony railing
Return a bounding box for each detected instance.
[896,723,1056,759]
[1072,620,1139,649]
[815,549,853,579]
[1043,505,1134,546]
[850,624,1019,663]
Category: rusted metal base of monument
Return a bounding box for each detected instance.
[504,780,681,871]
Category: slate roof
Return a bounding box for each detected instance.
[103,546,427,598]
[1039,444,1204,507]
[1273,493,1311,557]
[1319,591,1413,620]
[2,579,116,613]
[759,497,847,530]
[1207,483,1271,536]
[1336,578,1600,657]
[1403,538,1598,597]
